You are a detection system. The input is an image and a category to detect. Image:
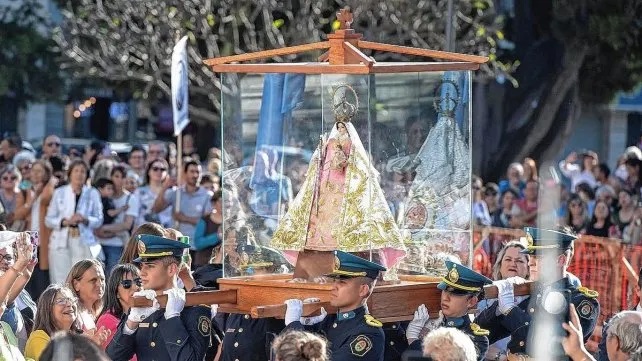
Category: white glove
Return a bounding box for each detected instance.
[406,304,430,341]
[211,304,219,319]
[496,280,517,315]
[164,288,186,319]
[505,276,527,285]
[284,299,303,326]
[301,307,327,325]
[128,290,160,323]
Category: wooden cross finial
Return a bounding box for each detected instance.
[336,7,353,30]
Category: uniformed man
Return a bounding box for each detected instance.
[107,234,211,361]
[284,250,386,361]
[475,227,600,360]
[405,260,493,361]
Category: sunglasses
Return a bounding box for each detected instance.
[19,165,32,172]
[2,176,16,181]
[570,203,582,207]
[47,142,61,147]
[120,278,142,289]
[151,166,167,172]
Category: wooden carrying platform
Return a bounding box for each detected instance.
[133,274,532,322]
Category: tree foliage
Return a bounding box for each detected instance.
[0,0,62,108]
[53,0,510,124]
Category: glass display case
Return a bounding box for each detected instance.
[195,8,486,320]
[219,71,472,279]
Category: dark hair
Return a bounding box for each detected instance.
[501,188,519,200]
[67,159,90,181]
[201,173,214,184]
[575,182,595,200]
[88,140,107,167]
[211,189,223,203]
[39,331,111,361]
[598,163,611,179]
[101,264,140,318]
[638,267,642,289]
[566,194,588,227]
[94,178,114,190]
[590,200,613,229]
[2,133,22,149]
[111,164,127,178]
[144,158,169,185]
[119,223,166,263]
[129,145,147,159]
[34,285,81,336]
[49,155,66,173]
[183,158,200,173]
[484,182,499,196]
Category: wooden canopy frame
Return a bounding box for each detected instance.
[204,7,488,74]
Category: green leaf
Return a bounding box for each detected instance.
[273,18,284,29]
[476,26,486,37]
[332,20,340,30]
[495,30,504,40]
[207,14,215,27]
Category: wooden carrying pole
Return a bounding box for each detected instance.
[131,282,533,320]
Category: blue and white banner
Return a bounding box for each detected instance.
[171,36,190,136]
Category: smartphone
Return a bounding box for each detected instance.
[178,236,190,263]
[26,231,39,262]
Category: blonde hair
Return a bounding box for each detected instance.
[65,259,104,316]
[272,330,328,361]
[491,240,529,281]
[423,327,477,361]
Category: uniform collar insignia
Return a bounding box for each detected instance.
[338,310,356,321]
[444,316,466,327]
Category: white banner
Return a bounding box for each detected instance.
[171,36,190,136]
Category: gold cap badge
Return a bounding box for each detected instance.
[137,240,146,255]
[447,266,459,283]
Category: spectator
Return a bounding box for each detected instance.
[25,284,82,361]
[13,150,35,190]
[40,135,62,160]
[83,140,109,169]
[622,207,642,245]
[498,163,525,198]
[594,163,612,188]
[564,194,590,234]
[613,189,637,237]
[25,160,57,297]
[193,190,222,268]
[207,157,222,177]
[135,158,172,228]
[576,182,597,216]
[422,327,477,361]
[199,173,218,193]
[492,189,519,228]
[182,133,199,161]
[473,177,492,226]
[95,178,118,225]
[0,133,23,166]
[512,180,539,227]
[127,145,147,180]
[559,150,598,192]
[272,330,328,361]
[48,155,67,185]
[39,331,111,361]
[65,259,105,332]
[146,141,167,164]
[124,170,141,194]
[96,263,141,353]
[0,166,26,230]
[563,309,642,361]
[624,158,642,194]
[596,185,618,212]
[94,165,139,274]
[586,200,618,238]
[118,222,166,264]
[484,183,500,216]
[522,157,538,182]
[152,158,213,241]
[45,160,103,284]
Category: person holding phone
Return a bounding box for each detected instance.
[405,261,493,361]
[474,227,600,360]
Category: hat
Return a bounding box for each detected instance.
[438,260,492,295]
[325,251,387,279]
[133,234,189,263]
[520,227,577,255]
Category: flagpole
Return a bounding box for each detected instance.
[174,132,183,230]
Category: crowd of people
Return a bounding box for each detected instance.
[473,148,642,245]
[0,130,640,361]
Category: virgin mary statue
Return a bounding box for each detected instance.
[271,86,406,272]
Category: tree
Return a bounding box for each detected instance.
[0,0,63,109]
[52,0,508,126]
[475,0,642,181]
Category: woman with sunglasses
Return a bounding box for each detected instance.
[564,194,590,234]
[25,284,82,361]
[96,263,141,355]
[134,158,173,228]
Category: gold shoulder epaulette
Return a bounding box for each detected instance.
[578,286,599,298]
[470,323,489,336]
[364,314,382,328]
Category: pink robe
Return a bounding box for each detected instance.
[305,138,352,250]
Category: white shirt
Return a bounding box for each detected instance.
[636,303,641,312]
[97,191,140,247]
[559,160,596,191]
